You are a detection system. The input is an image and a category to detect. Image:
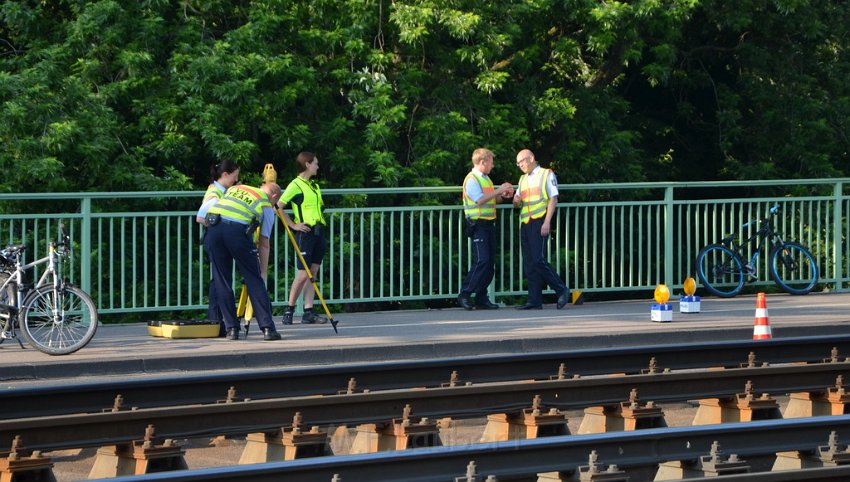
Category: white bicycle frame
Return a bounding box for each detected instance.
[0,242,62,318]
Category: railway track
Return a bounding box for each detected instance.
[4,334,850,420]
[3,357,850,450]
[5,335,850,481]
[91,416,850,482]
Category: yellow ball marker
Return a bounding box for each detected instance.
[679,276,701,313]
[683,276,696,296]
[651,283,672,322]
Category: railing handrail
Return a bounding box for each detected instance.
[0,177,847,201]
[0,178,847,317]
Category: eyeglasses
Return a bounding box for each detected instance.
[516,157,532,166]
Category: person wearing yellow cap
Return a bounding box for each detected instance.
[457,148,514,310]
[278,152,328,325]
[204,182,283,340]
[513,149,570,310]
[196,160,240,336]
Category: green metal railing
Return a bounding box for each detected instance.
[0,179,847,315]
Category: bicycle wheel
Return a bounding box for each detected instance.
[0,271,16,344]
[20,283,98,355]
[769,241,818,295]
[696,244,746,298]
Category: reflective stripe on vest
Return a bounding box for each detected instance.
[203,184,224,203]
[518,169,551,224]
[462,172,496,220]
[208,185,270,223]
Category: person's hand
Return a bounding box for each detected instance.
[541,222,551,237]
[292,223,311,232]
[498,182,515,199]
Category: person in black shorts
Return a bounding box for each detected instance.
[278,152,328,324]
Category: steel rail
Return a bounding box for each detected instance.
[3,362,849,452]
[91,416,850,482]
[5,334,850,420]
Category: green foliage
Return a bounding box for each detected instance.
[1,0,847,203]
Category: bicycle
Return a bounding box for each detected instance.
[0,223,98,355]
[695,204,819,298]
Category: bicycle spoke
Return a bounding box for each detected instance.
[696,244,745,298]
[22,285,98,355]
[770,242,818,295]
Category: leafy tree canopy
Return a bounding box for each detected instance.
[1,0,847,201]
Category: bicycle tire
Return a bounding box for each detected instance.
[769,241,819,295]
[0,271,16,344]
[696,244,746,298]
[20,283,98,355]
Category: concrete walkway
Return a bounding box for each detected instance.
[3,292,849,380]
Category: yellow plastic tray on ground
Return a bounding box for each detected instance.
[149,320,220,339]
[147,320,163,337]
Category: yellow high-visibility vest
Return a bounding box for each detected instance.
[209,185,271,223]
[203,184,224,203]
[282,177,325,226]
[462,172,496,220]
[518,168,553,224]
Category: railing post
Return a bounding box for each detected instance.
[664,186,674,289]
[81,196,92,295]
[833,182,845,292]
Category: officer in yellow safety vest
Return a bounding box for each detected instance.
[196,160,240,336]
[512,149,570,310]
[205,183,283,340]
[457,148,515,310]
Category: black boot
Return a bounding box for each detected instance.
[263,328,282,341]
[301,308,328,324]
[282,305,294,325]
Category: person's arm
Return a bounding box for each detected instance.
[467,176,513,206]
[257,235,270,282]
[541,195,558,237]
[280,185,311,232]
[513,180,522,208]
[541,171,560,236]
[280,210,310,232]
[257,208,277,281]
[476,182,514,205]
[196,197,218,226]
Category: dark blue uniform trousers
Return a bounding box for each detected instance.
[520,217,568,306]
[204,222,275,332]
[204,243,224,335]
[459,221,496,302]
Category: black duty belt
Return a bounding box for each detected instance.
[220,218,248,226]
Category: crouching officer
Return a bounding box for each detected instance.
[205,182,283,340]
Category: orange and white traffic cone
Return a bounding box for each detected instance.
[753,292,772,340]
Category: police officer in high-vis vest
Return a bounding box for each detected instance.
[204,182,283,340]
[458,148,515,310]
[513,149,570,310]
[196,160,240,336]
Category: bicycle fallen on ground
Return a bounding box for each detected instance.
[696,204,819,298]
[0,224,98,355]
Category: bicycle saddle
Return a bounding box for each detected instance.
[2,245,26,255]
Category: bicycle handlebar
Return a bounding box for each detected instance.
[740,204,782,229]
